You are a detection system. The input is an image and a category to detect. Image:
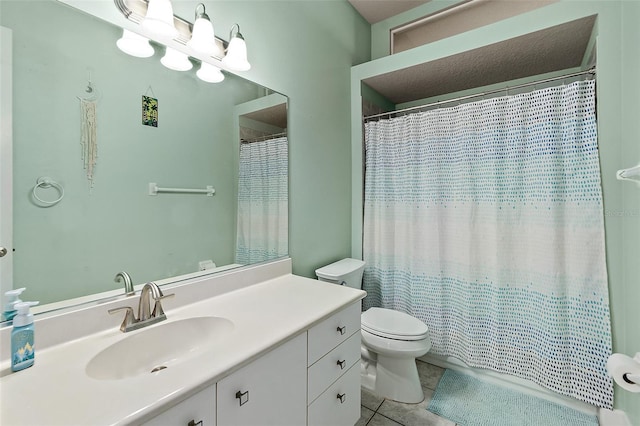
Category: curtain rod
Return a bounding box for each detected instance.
[241,131,288,144]
[363,67,596,122]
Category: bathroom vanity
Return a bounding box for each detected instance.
[0,259,366,425]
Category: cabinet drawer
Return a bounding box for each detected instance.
[308,302,360,365]
[308,332,361,404]
[143,385,216,426]
[216,333,307,426]
[308,362,361,426]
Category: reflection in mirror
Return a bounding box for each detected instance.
[0,0,288,320]
[235,96,289,264]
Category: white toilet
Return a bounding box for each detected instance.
[315,258,432,404]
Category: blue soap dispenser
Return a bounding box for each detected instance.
[3,287,26,321]
[11,301,38,372]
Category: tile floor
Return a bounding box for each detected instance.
[356,360,456,426]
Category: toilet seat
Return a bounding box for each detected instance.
[361,307,429,341]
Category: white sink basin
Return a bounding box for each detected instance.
[86,316,234,380]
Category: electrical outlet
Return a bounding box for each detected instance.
[198,260,216,271]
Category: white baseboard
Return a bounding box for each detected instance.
[598,409,632,426]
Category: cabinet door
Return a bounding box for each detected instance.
[217,333,307,426]
[143,385,216,426]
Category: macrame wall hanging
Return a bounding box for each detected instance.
[78,72,99,192]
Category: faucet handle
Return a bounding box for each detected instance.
[108,306,137,332]
[151,293,174,318]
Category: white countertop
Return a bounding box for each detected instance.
[0,274,365,426]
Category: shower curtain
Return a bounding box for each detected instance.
[362,80,613,408]
[235,136,288,264]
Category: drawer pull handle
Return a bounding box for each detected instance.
[188,421,203,426]
[337,393,346,404]
[236,390,249,406]
[337,326,346,335]
[337,359,346,370]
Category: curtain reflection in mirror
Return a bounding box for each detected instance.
[235,135,288,263]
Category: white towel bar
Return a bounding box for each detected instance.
[148,182,215,196]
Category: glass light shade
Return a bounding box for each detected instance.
[116,30,155,58]
[187,17,220,56]
[160,47,192,71]
[196,62,225,83]
[222,35,250,71]
[141,0,178,39]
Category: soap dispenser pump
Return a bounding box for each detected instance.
[3,287,26,321]
[11,301,38,372]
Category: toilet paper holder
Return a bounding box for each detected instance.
[623,353,640,384]
[608,352,640,392]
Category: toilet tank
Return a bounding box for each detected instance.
[315,258,366,289]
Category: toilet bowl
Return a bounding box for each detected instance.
[360,307,431,403]
[315,258,432,404]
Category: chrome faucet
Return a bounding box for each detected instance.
[114,271,135,296]
[108,282,174,332]
[138,281,165,321]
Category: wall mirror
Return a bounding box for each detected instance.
[0,0,289,321]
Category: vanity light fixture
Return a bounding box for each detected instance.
[222,24,251,71]
[196,62,225,83]
[141,0,178,39]
[113,0,250,81]
[160,47,193,71]
[116,29,155,58]
[187,4,221,57]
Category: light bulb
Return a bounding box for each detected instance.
[187,5,221,57]
[161,47,192,71]
[197,62,224,83]
[116,30,154,58]
[222,25,250,71]
[141,0,178,39]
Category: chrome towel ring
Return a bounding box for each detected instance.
[32,176,64,206]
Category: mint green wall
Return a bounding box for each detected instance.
[180,0,371,277]
[3,0,371,299]
[361,83,395,113]
[618,1,640,422]
[1,1,263,304]
[370,1,461,60]
[353,2,639,421]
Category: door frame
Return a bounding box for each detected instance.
[1,26,13,297]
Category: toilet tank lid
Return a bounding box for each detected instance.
[361,307,429,338]
[315,258,365,280]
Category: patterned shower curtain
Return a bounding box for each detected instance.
[362,80,613,408]
[235,136,288,264]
